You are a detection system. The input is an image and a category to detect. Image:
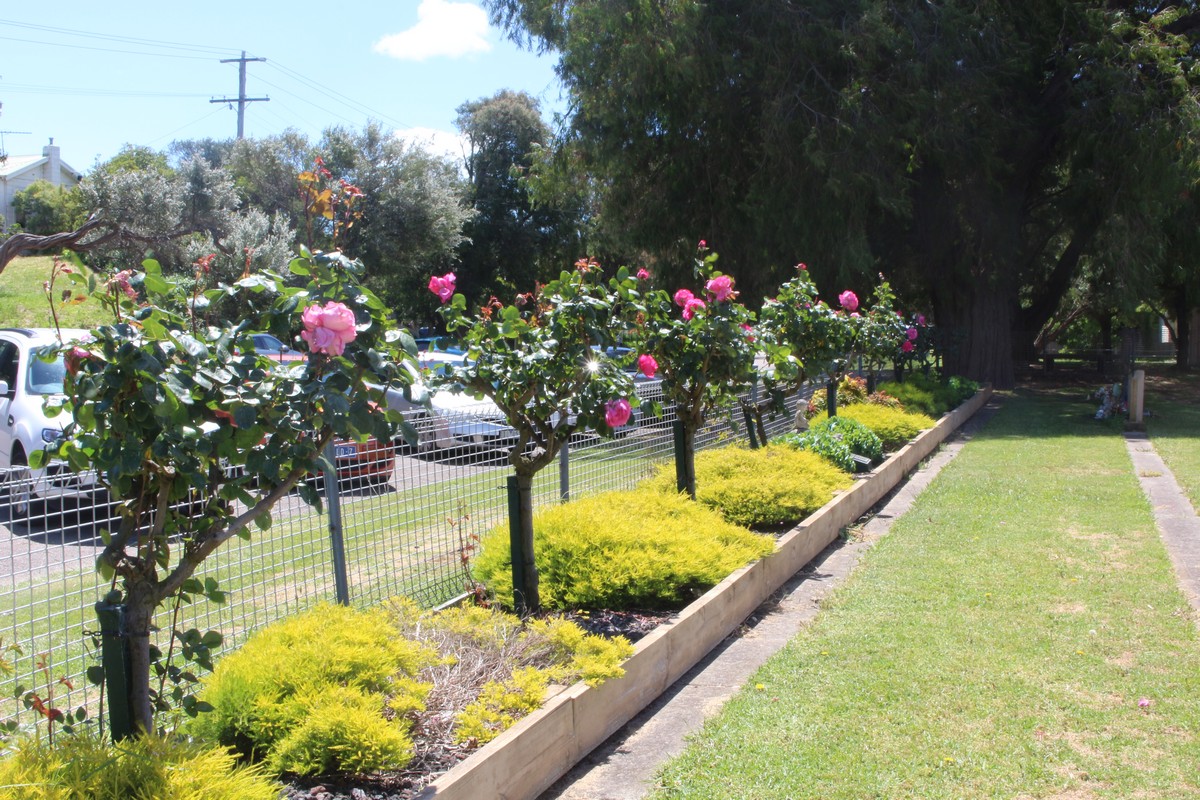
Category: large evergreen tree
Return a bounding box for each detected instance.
[486,0,1200,386]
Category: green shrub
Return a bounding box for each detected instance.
[811,415,885,463]
[813,404,936,450]
[878,373,980,417]
[643,445,853,530]
[805,374,869,417]
[190,603,439,775]
[267,686,415,776]
[772,429,856,472]
[472,489,775,610]
[0,734,280,799]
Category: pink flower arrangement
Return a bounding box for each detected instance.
[301,301,358,357]
[705,275,736,302]
[428,272,457,304]
[907,327,919,341]
[605,398,632,428]
[638,354,658,379]
[838,290,859,312]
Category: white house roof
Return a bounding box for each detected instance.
[0,153,82,180]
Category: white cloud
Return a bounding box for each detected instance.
[373,0,492,61]
[395,127,468,163]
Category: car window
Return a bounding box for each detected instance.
[27,346,67,395]
[0,342,18,394]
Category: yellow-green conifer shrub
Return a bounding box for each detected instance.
[266,686,415,776]
[0,734,280,800]
[814,404,936,450]
[643,445,853,529]
[189,603,439,774]
[525,617,635,686]
[472,490,775,610]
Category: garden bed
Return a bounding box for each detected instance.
[409,385,993,800]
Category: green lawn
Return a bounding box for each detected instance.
[1146,371,1200,511]
[650,389,1200,799]
[0,255,113,329]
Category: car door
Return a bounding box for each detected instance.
[0,339,19,466]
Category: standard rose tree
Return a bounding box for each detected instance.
[430,260,640,613]
[628,244,757,498]
[48,249,417,736]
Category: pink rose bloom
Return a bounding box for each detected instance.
[301,301,358,356]
[428,272,457,303]
[673,288,695,307]
[697,239,707,249]
[705,275,736,302]
[682,297,706,320]
[838,290,859,312]
[850,312,861,319]
[907,327,919,341]
[741,323,755,342]
[638,354,658,378]
[636,268,651,281]
[901,340,914,353]
[605,398,632,428]
[797,262,807,271]
[917,313,926,326]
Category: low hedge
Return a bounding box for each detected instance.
[811,404,936,450]
[473,489,776,610]
[0,734,281,800]
[642,445,853,530]
[772,428,856,472]
[811,414,885,463]
[878,374,980,417]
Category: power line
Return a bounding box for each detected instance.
[0,33,228,61]
[1,82,211,99]
[0,19,238,56]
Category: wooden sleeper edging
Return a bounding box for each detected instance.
[416,386,994,800]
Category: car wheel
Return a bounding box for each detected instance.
[8,447,43,520]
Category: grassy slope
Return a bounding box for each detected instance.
[650,389,1200,799]
[0,255,111,329]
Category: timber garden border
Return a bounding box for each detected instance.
[415,385,994,800]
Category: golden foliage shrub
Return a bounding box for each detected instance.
[472,489,775,610]
[643,445,853,529]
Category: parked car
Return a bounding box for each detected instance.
[328,433,396,486]
[384,354,519,453]
[0,328,101,517]
[251,333,304,363]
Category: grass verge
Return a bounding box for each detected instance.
[0,255,112,329]
[649,388,1200,799]
[1145,371,1200,511]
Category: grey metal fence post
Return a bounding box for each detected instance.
[322,442,350,606]
[507,475,530,616]
[94,601,134,741]
[559,438,570,502]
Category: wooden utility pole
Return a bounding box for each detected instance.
[211,51,269,139]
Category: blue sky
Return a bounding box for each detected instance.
[0,1,564,172]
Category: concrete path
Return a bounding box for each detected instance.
[1124,430,1200,616]
[539,399,1003,800]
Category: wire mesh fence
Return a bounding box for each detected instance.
[0,379,806,734]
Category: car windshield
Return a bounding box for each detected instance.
[28,346,67,395]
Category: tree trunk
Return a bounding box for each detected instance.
[827,378,839,417]
[943,282,1016,388]
[122,577,158,735]
[674,417,698,500]
[1185,308,1200,370]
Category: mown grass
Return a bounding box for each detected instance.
[0,255,112,329]
[650,389,1200,799]
[1146,371,1200,511]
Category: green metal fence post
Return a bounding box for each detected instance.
[673,420,688,494]
[94,601,134,741]
[322,442,350,606]
[507,476,529,616]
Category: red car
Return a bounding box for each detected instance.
[330,434,395,486]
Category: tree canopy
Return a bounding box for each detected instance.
[486,0,1200,384]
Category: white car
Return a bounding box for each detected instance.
[385,353,520,453]
[0,328,100,517]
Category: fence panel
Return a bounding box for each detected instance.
[0,379,808,734]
